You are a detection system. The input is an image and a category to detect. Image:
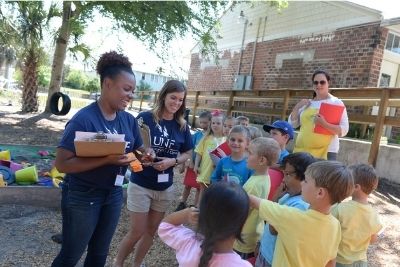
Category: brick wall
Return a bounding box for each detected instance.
[188,22,387,91]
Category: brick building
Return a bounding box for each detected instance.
[187,1,400,138]
[188,1,399,90]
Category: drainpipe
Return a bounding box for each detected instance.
[249,17,263,77]
[237,18,249,75]
[261,16,268,42]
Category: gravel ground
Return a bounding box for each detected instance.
[0,103,399,267]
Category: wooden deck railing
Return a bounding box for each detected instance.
[131,87,400,167]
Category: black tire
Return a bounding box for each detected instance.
[50,92,71,116]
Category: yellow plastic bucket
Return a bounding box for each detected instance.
[0,150,11,161]
[15,165,38,185]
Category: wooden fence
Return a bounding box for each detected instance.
[132,88,400,167]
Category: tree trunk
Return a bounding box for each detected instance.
[44,1,73,113]
[22,49,39,113]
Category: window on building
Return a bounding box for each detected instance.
[151,74,155,81]
[385,33,400,54]
[163,77,167,83]
[155,75,158,83]
[141,73,145,80]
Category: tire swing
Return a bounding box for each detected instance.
[50,92,71,116]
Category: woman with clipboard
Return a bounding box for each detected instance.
[288,70,349,160]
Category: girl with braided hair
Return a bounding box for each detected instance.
[158,181,252,267]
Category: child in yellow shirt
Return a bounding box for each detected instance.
[233,137,281,259]
[249,161,354,267]
[194,110,225,204]
[331,164,382,267]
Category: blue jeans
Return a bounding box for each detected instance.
[52,182,123,267]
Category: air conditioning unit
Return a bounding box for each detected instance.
[233,75,246,90]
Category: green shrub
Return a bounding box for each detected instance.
[38,65,51,87]
[136,80,153,100]
[63,69,88,89]
[84,77,100,93]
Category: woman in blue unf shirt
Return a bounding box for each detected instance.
[52,51,149,267]
[114,80,193,267]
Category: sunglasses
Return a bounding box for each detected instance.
[313,80,327,85]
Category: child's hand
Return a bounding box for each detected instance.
[248,194,262,209]
[194,166,200,175]
[272,181,287,202]
[187,207,199,225]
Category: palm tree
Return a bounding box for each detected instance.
[0,1,57,112]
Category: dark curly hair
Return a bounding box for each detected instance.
[96,51,135,84]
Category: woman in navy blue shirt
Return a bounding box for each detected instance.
[114,80,193,267]
[52,51,147,267]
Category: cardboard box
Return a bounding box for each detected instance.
[74,131,126,157]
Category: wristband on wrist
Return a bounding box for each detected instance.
[174,158,179,166]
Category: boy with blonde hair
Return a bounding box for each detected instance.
[249,161,354,267]
[331,164,382,267]
[233,137,281,259]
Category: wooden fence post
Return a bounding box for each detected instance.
[139,92,144,111]
[227,91,235,116]
[281,89,290,120]
[368,89,390,166]
[191,91,200,128]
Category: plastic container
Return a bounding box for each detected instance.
[0,150,11,161]
[15,166,38,185]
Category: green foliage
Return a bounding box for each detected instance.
[347,123,373,140]
[347,123,362,138]
[62,69,99,92]
[38,65,51,87]
[136,80,152,100]
[13,69,22,85]
[63,69,87,90]
[84,77,100,93]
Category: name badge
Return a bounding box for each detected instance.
[157,173,169,183]
[115,174,124,187]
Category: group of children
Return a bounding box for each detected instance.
[158,111,382,267]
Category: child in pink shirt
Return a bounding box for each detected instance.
[158,182,252,267]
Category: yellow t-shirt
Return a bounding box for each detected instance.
[233,175,271,253]
[331,200,382,264]
[195,135,225,184]
[259,200,341,267]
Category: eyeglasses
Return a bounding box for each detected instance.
[313,80,327,85]
[283,171,297,177]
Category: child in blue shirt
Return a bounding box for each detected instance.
[210,125,253,186]
[263,120,294,165]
